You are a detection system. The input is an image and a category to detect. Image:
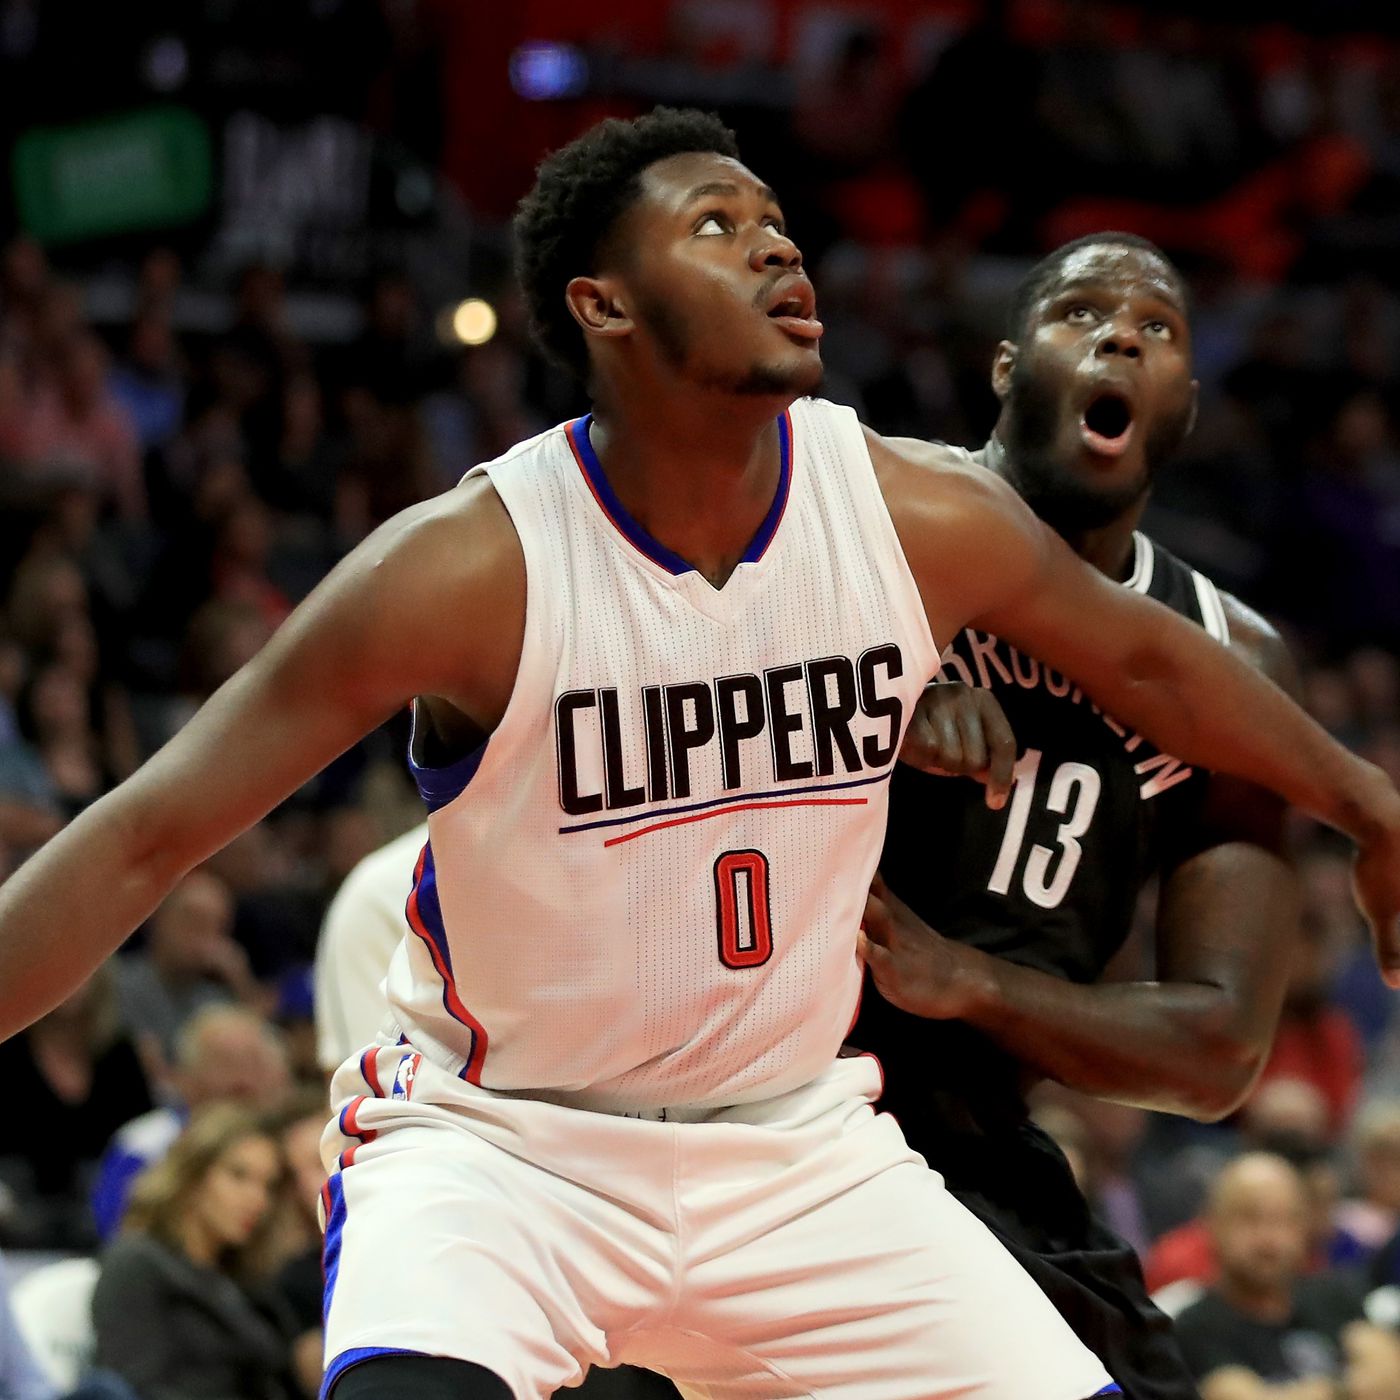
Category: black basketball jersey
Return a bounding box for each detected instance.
[854,531,1232,1113]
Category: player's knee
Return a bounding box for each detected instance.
[329,1353,514,1399]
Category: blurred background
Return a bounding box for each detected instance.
[2,1,1400,1398]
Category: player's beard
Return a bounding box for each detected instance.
[638,293,821,398]
[999,358,1194,538]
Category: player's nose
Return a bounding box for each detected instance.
[750,229,803,273]
[1095,317,1142,361]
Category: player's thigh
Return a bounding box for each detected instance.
[321,1121,668,1400]
[690,1124,1117,1400]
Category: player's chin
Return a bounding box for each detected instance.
[726,353,823,399]
[1075,439,1147,483]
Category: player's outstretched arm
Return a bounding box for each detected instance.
[0,481,525,1042]
[867,429,1400,978]
[863,598,1299,1121]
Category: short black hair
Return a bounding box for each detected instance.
[513,107,741,380]
[1006,232,1187,341]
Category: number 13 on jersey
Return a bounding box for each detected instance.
[988,749,1102,910]
[714,850,773,969]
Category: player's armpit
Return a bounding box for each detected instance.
[0,479,525,1041]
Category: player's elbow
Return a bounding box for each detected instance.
[1177,1017,1270,1123]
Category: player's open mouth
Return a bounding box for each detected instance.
[1080,393,1134,457]
[765,286,824,341]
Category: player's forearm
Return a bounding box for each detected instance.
[0,789,186,1040]
[952,950,1266,1120]
[1047,597,1398,845]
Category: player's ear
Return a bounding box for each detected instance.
[991,341,1016,402]
[1185,378,1200,438]
[565,275,634,342]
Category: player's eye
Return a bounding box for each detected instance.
[1065,305,1096,324]
[1145,319,1173,339]
[695,212,730,236]
[763,216,786,235]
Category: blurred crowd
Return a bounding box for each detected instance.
[1,1,1400,1398]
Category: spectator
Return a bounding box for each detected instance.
[0,637,64,876]
[0,236,51,361]
[1342,1322,1400,1400]
[0,349,29,463]
[248,372,340,522]
[17,662,106,819]
[91,1004,292,1241]
[0,1247,140,1400]
[91,1105,300,1400]
[1145,1079,1335,1295]
[0,965,151,1248]
[107,310,185,454]
[1175,1153,1367,1393]
[111,870,265,1072]
[22,334,145,521]
[266,1092,332,1400]
[344,270,436,407]
[6,551,90,657]
[1334,1102,1400,1267]
[1252,896,1365,1137]
[207,496,291,629]
[0,1245,61,1400]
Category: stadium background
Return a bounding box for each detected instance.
[2,0,1400,1395]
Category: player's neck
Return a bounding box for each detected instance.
[979,435,1144,583]
[1062,514,1144,584]
[587,388,789,587]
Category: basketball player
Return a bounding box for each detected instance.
[1,112,1398,1400]
[855,234,1302,1400]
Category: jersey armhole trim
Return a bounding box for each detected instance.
[1190,570,1231,644]
[407,704,487,812]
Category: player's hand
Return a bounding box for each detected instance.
[1353,812,1400,989]
[898,682,1016,810]
[857,873,984,1020]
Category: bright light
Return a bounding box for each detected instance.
[450,299,497,347]
[510,42,588,101]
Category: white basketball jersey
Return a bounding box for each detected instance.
[381,397,939,1114]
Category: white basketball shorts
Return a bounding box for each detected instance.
[319,1045,1118,1400]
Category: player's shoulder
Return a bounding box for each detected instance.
[361,467,524,611]
[1139,536,1295,694]
[861,427,1022,522]
[863,426,977,478]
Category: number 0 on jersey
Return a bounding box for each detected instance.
[714,850,773,969]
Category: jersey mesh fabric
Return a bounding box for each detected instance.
[383,398,939,1114]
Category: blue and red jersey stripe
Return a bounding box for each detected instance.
[405,840,490,1084]
[564,410,792,575]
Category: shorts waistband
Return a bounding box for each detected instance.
[496,1088,719,1124]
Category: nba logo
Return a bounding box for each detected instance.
[391,1052,422,1101]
